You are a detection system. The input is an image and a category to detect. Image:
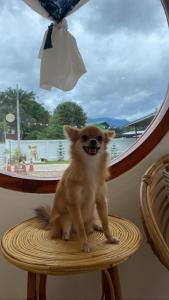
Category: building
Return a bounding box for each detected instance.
[122,112,156,138]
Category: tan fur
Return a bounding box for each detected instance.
[39,125,119,252]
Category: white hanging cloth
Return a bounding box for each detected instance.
[23,0,88,91]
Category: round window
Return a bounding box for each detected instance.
[0,0,168,192]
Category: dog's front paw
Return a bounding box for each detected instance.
[62,233,70,241]
[82,242,91,253]
[93,223,103,232]
[107,236,119,244]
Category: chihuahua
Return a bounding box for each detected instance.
[35,125,119,252]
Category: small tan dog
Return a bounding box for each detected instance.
[35,125,119,252]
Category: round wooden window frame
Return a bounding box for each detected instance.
[0,0,168,194]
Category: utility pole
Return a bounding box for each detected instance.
[16,84,21,150]
[3,119,6,144]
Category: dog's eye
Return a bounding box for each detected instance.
[97,136,103,142]
[81,134,89,141]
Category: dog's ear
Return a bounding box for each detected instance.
[104,130,116,143]
[64,125,80,142]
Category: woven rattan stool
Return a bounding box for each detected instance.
[1,216,142,300]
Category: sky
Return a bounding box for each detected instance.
[0,0,168,121]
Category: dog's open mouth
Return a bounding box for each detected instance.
[83,146,100,155]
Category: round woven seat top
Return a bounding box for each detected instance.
[1,216,142,275]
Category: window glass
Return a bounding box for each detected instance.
[0,0,168,177]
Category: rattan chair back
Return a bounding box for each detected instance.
[140,154,169,270]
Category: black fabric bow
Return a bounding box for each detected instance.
[39,0,81,23]
[39,0,81,49]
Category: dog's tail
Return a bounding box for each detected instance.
[34,205,51,229]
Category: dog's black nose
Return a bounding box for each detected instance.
[90,139,97,146]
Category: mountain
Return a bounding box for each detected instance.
[87,117,128,128]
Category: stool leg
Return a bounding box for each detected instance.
[27,272,36,300]
[101,270,115,300]
[27,272,47,300]
[108,267,123,300]
[39,274,47,300]
[101,267,123,300]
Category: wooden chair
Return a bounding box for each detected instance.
[140,154,169,270]
[1,216,142,300]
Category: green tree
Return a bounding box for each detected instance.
[0,88,50,140]
[36,112,64,139]
[40,101,87,140]
[53,101,87,127]
[57,141,65,161]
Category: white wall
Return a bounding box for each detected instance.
[0,132,169,300]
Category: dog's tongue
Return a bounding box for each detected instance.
[89,147,97,154]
